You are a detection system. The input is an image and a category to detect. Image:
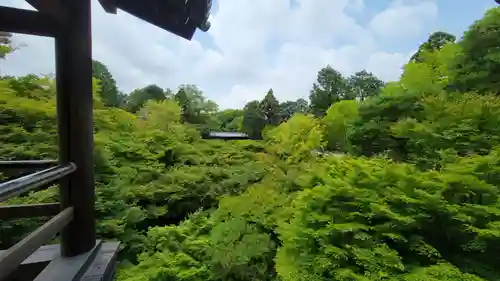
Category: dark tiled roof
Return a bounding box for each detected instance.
[203,131,250,140]
[99,0,212,40]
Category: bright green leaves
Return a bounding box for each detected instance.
[6,7,500,281]
[0,32,14,60]
[276,158,409,280]
[322,100,359,152]
[410,31,456,63]
[209,217,271,268]
[118,251,213,281]
[395,263,486,281]
[452,7,500,94]
[139,99,182,132]
[266,114,325,164]
[276,155,500,281]
[390,93,500,168]
[92,60,122,107]
[346,38,500,168]
[206,184,287,280]
[0,74,269,269]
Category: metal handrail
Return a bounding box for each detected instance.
[0,163,76,202]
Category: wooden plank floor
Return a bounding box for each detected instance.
[0,241,119,281]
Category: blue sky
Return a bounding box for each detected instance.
[197,0,496,58]
[3,0,499,109]
[195,0,496,52]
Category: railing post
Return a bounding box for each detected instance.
[54,0,96,257]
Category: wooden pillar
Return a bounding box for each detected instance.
[55,0,96,257]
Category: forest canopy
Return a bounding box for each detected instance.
[3,6,500,281]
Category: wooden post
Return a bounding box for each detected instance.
[54,0,96,257]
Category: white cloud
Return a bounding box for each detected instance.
[1,0,439,109]
[368,0,438,40]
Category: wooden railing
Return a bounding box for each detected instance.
[0,0,212,279]
[0,1,99,279]
[0,161,76,280]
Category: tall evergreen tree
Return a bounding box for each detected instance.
[92,60,120,107]
[260,89,280,126]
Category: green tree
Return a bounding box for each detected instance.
[208,184,287,280]
[227,116,244,132]
[349,43,461,160]
[0,32,13,59]
[309,65,346,117]
[126,84,166,113]
[6,7,500,281]
[0,32,24,77]
[174,87,195,123]
[260,89,281,126]
[295,98,308,114]
[242,100,265,139]
[276,155,500,281]
[278,98,309,122]
[452,7,500,94]
[214,109,244,131]
[266,114,324,164]
[116,91,128,108]
[322,99,359,152]
[138,99,181,131]
[92,60,120,107]
[346,70,384,101]
[174,84,218,126]
[410,31,456,63]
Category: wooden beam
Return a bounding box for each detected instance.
[26,0,67,23]
[55,0,96,258]
[0,207,74,281]
[0,203,60,220]
[0,6,59,37]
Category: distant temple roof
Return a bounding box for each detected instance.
[202,131,250,140]
[98,0,212,40]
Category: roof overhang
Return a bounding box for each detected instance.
[98,0,212,40]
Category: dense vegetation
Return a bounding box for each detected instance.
[3,6,500,281]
